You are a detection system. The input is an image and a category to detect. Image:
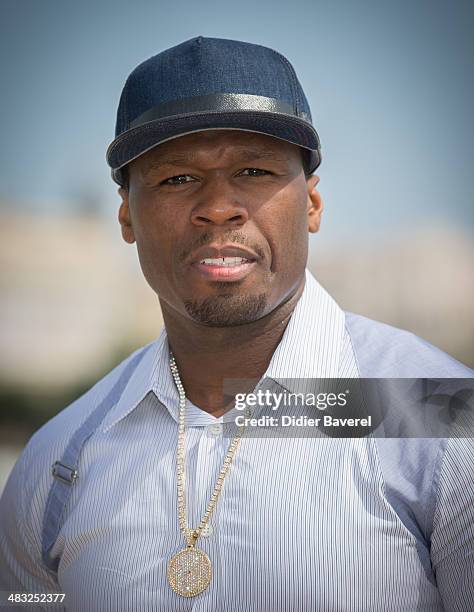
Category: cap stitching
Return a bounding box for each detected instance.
[270,50,300,116]
[120,72,134,130]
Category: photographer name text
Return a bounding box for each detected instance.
[234,414,372,428]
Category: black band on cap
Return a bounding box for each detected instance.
[129,93,309,128]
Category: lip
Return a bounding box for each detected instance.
[191,260,257,281]
[189,243,260,282]
[189,243,260,264]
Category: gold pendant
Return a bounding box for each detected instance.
[167,546,212,597]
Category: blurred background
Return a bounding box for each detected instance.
[1,0,473,491]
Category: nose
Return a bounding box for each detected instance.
[190,178,249,227]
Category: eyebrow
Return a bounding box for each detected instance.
[142,147,290,175]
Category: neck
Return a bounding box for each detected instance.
[162,277,305,417]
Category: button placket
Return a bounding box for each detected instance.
[193,426,224,531]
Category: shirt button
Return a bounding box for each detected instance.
[208,423,222,436]
[200,523,213,537]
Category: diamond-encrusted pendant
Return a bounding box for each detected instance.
[167,546,212,597]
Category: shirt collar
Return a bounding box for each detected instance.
[101,330,168,432]
[101,268,346,432]
[264,268,345,384]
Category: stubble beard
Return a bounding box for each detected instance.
[184,291,268,327]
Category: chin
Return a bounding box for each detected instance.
[183,293,268,327]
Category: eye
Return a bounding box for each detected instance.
[160,174,195,185]
[238,168,272,177]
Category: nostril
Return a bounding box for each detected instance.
[191,205,249,226]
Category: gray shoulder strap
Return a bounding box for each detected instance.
[41,346,152,573]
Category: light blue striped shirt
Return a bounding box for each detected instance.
[1,269,473,611]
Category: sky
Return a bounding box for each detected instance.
[1,0,473,239]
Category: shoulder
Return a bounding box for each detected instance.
[344,311,474,377]
[0,342,153,587]
[1,342,152,534]
[27,342,152,458]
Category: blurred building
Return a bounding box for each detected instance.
[0,212,162,392]
[309,227,474,368]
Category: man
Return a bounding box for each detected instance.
[0,36,473,611]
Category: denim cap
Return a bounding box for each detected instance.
[106,36,321,186]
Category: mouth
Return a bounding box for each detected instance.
[192,257,257,281]
[189,244,260,282]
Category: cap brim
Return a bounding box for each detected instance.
[106,111,321,185]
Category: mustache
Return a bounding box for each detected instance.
[178,231,265,263]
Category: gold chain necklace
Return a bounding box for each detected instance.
[167,353,249,598]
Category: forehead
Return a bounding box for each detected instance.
[132,129,302,170]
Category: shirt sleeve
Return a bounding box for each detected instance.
[0,443,59,595]
[430,437,474,611]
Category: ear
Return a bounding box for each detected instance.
[306,175,324,233]
[118,187,136,244]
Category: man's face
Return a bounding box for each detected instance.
[119,130,323,326]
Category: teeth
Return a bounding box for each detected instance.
[200,257,249,266]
